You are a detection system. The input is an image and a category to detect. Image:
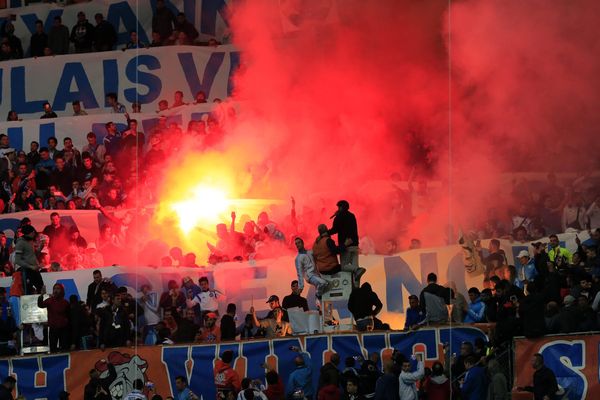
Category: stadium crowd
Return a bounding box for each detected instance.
[0,0,215,62]
[0,190,598,398]
[0,2,598,399]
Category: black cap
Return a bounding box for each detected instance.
[266,295,279,303]
[117,286,128,294]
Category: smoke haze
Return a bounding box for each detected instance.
[155,0,600,255]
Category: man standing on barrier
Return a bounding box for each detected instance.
[328,200,366,287]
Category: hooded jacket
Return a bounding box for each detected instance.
[423,375,451,400]
[464,297,486,323]
[214,359,241,395]
[38,285,69,329]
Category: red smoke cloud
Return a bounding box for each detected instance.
[154,0,600,256]
[222,0,452,248]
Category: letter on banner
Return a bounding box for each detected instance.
[53,63,99,111]
[125,55,162,104]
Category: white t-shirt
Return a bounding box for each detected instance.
[187,290,219,312]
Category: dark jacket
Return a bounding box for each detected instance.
[48,24,70,55]
[86,280,116,311]
[358,361,381,396]
[557,305,582,333]
[70,301,93,348]
[519,292,546,338]
[374,372,399,400]
[70,20,95,51]
[30,32,48,57]
[282,293,309,311]
[83,363,116,400]
[38,292,70,329]
[93,20,117,51]
[318,362,340,389]
[173,317,199,343]
[174,20,199,41]
[0,385,14,400]
[220,314,237,341]
[329,210,359,249]
[348,283,383,320]
[99,305,130,347]
[526,366,558,400]
[152,7,176,40]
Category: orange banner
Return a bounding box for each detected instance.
[514,333,599,400]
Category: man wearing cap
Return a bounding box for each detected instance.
[515,250,537,290]
[328,200,366,286]
[196,312,221,342]
[294,237,329,298]
[264,294,289,322]
[250,305,291,338]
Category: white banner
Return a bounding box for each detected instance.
[0,44,238,120]
[0,208,589,330]
[0,0,229,48]
[0,103,215,151]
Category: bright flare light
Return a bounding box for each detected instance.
[170,185,230,234]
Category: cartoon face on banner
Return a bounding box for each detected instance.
[96,351,149,400]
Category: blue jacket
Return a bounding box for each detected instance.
[287,352,314,397]
[515,259,537,289]
[464,297,486,323]
[404,307,426,329]
[461,365,487,400]
[175,387,194,400]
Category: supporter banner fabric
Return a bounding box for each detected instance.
[514,334,599,400]
[0,45,239,119]
[0,103,214,151]
[0,208,590,329]
[0,0,229,49]
[0,327,486,399]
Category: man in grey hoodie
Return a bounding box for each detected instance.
[14,225,43,294]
